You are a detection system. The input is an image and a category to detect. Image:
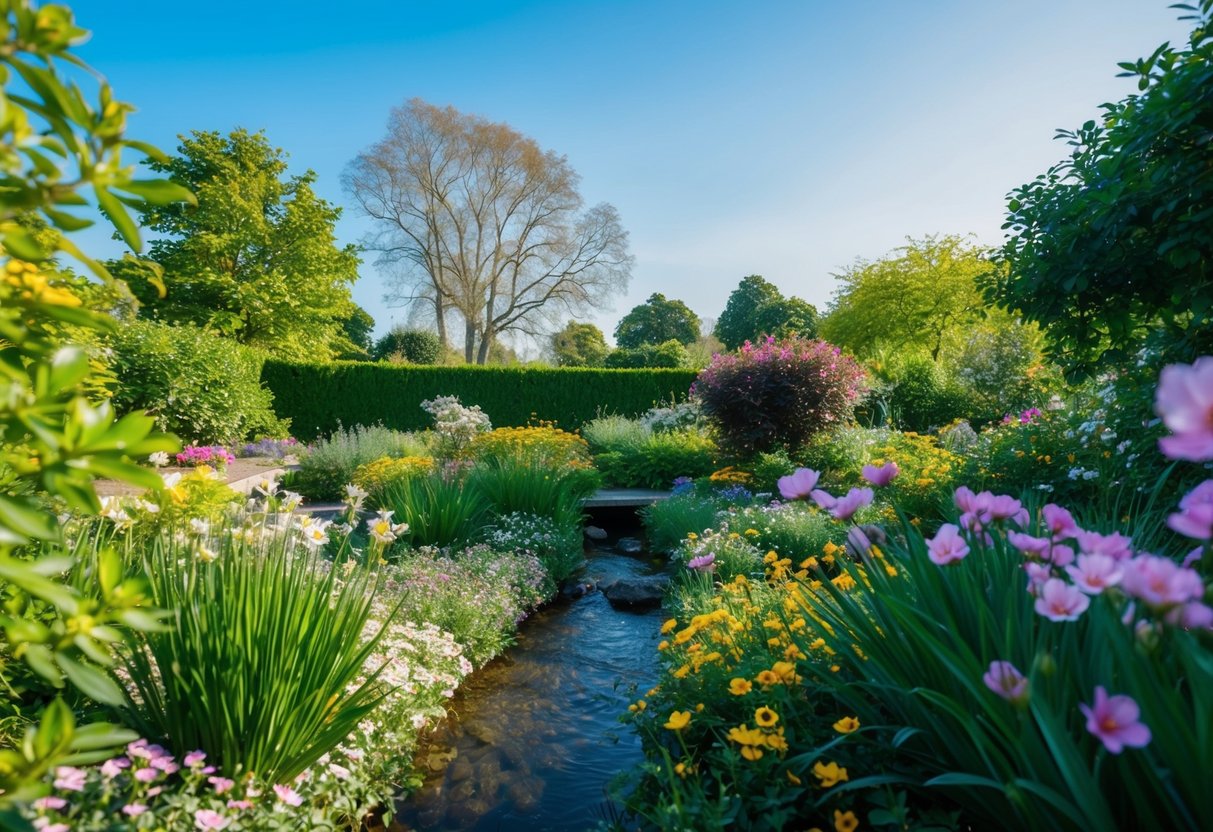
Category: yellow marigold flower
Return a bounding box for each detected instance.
[755,670,780,687]
[686,532,698,541]
[728,677,752,695]
[821,554,835,566]
[740,745,763,761]
[664,710,692,731]
[800,556,819,570]
[834,809,859,832]
[673,664,691,679]
[767,636,782,648]
[783,644,806,661]
[823,541,840,557]
[661,618,678,634]
[772,660,799,683]
[674,762,689,778]
[763,550,778,564]
[885,564,898,577]
[764,731,788,752]
[673,627,696,645]
[754,706,779,728]
[729,532,740,540]
[833,716,860,734]
[657,640,669,651]
[628,700,646,713]
[786,769,801,785]
[695,703,705,712]
[812,760,849,787]
[832,573,857,591]
[809,637,826,651]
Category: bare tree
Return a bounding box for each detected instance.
[344,99,633,363]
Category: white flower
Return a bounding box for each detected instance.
[196,545,218,563]
[280,491,303,512]
[148,451,170,468]
[367,510,408,545]
[99,497,133,528]
[133,498,160,515]
[189,518,210,537]
[344,484,368,509]
[162,472,183,488]
[301,520,331,549]
[254,475,279,497]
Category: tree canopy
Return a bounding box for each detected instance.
[614,292,700,348]
[345,98,633,364]
[821,235,989,361]
[552,321,609,367]
[986,1,1213,378]
[714,275,819,350]
[115,129,360,359]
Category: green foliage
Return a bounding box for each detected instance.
[294,424,429,502]
[714,275,818,350]
[261,360,698,440]
[989,2,1213,378]
[108,319,286,445]
[483,512,584,589]
[592,430,718,490]
[551,321,610,367]
[373,325,442,364]
[336,305,376,360]
[121,524,389,783]
[605,339,690,368]
[378,469,488,549]
[952,315,1056,420]
[614,293,700,348]
[116,129,360,359]
[468,459,600,537]
[726,503,842,562]
[640,494,722,555]
[821,235,991,361]
[880,353,975,432]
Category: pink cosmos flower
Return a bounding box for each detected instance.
[1023,562,1052,595]
[1007,531,1054,560]
[1041,504,1080,541]
[1034,578,1090,621]
[1074,530,1134,561]
[273,784,303,806]
[1167,480,1213,541]
[100,757,130,779]
[1065,553,1124,595]
[810,489,836,510]
[33,797,67,811]
[953,486,990,515]
[184,750,207,768]
[777,468,821,500]
[134,767,160,783]
[209,776,236,795]
[52,766,86,792]
[987,494,1028,527]
[1120,555,1205,608]
[194,809,232,830]
[861,461,900,487]
[1080,687,1151,753]
[830,487,873,521]
[926,523,970,565]
[122,804,148,817]
[982,661,1028,704]
[1156,356,1213,462]
[687,553,716,572]
[1165,601,1213,630]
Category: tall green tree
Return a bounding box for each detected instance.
[614,293,699,348]
[987,1,1213,378]
[821,235,989,361]
[336,305,375,360]
[551,321,609,367]
[714,275,818,349]
[115,129,360,358]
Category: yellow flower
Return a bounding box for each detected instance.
[674,762,689,778]
[628,700,646,713]
[834,809,859,832]
[833,716,860,734]
[740,745,763,761]
[786,770,802,785]
[812,760,849,787]
[728,677,752,696]
[744,528,759,536]
[664,710,692,731]
[755,670,780,687]
[754,706,779,728]
[661,618,678,635]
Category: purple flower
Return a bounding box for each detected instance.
[1041,504,1080,541]
[810,489,836,510]
[33,796,67,811]
[1065,553,1124,594]
[273,784,303,806]
[777,468,821,500]
[1023,562,1052,595]
[209,775,236,794]
[1034,578,1090,621]
[1165,601,1213,630]
[52,766,86,792]
[687,553,717,572]
[1074,530,1134,561]
[861,461,899,487]
[1156,356,1213,462]
[100,756,130,779]
[1167,480,1213,541]
[184,750,207,768]
[1120,554,1205,608]
[1007,530,1054,560]
[134,767,161,783]
[122,804,148,817]
[925,523,969,565]
[1080,687,1151,754]
[830,487,873,521]
[982,660,1029,705]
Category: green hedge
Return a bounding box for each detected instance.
[262,360,698,440]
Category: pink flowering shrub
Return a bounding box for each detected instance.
[693,336,867,455]
[175,445,236,468]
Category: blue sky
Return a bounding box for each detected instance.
[68,0,1192,349]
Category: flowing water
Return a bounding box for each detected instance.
[392,530,667,831]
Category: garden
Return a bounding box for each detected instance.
[1,1,1212,831]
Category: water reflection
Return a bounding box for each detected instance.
[393,536,665,831]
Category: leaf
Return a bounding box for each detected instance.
[93,185,141,251]
[56,655,125,706]
[32,697,75,760]
[119,178,196,206]
[2,229,48,261]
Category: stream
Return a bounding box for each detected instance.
[392,527,667,831]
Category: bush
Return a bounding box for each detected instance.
[351,455,435,498]
[294,425,429,502]
[883,354,977,432]
[464,424,592,468]
[109,320,287,445]
[372,326,442,364]
[594,430,718,489]
[693,337,866,456]
[378,468,489,549]
[641,493,724,554]
[724,502,844,562]
[483,512,585,587]
[261,360,698,441]
[605,339,689,368]
[468,459,600,537]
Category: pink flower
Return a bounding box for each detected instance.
[1080,687,1151,753]
[194,809,232,830]
[1074,530,1134,561]
[226,800,254,810]
[926,523,970,565]
[1041,504,1080,541]
[39,824,69,832]
[861,461,900,487]
[1165,601,1213,630]
[100,757,130,779]
[1034,578,1090,621]
[982,661,1029,704]
[184,750,207,768]
[953,486,987,515]
[134,767,161,783]
[273,784,303,806]
[1023,562,1052,595]
[122,804,148,817]
[209,776,236,794]
[830,487,873,521]
[33,797,67,811]
[777,468,821,500]
[1065,553,1124,595]
[686,553,716,572]
[810,489,836,510]
[1007,531,1053,560]
[1121,555,1205,608]
[52,766,86,792]
[987,494,1028,527]
[1156,356,1213,462]
[1167,480,1213,541]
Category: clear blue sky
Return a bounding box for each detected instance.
[68,0,1192,349]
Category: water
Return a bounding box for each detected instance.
[392,532,666,831]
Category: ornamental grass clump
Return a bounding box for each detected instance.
[693,336,866,456]
[295,424,429,501]
[378,467,488,549]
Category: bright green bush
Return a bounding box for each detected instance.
[594,430,718,489]
[373,326,442,364]
[605,339,690,368]
[109,320,287,445]
[483,512,585,588]
[261,360,698,440]
[468,459,600,536]
[641,493,723,554]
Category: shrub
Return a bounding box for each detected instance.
[464,424,591,468]
[605,339,690,368]
[883,353,976,432]
[421,395,491,456]
[293,424,428,502]
[483,512,585,587]
[109,320,287,445]
[672,526,763,583]
[582,413,651,453]
[723,502,844,562]
[693,337,866,456]
[351,455,435,498]
[260,360,699,441]
[373,326,442,364]
[594,430,718,489]
[378,468,489,549]
[237,436,300,459]
[641,493,724,554]
[468,460,600,542]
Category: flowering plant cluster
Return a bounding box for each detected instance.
[421,395,491,454]
[350,454,435,497]
[175,445,236,468]
[236,437,299,459]
[463,424,591,468]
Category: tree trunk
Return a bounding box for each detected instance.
[464,318,477,364]
[476,328,493,365]
[435,294,448,352]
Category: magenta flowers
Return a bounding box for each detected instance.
[1080,687,1151,754]
[1155,356,1213,462]
[687,552,717,572]
[861,461,900,487]
[982,660,1029,705]
[1041,503,1080,541]
[1034,578,1090,621]
[829,487,874,521]
[926,523,970,565]
[1120,554,1205,608]
[1167,480,1213,541]
[1065,553,1124,595]
[777,467,821,501]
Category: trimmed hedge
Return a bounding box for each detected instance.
[262,360,698,440]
